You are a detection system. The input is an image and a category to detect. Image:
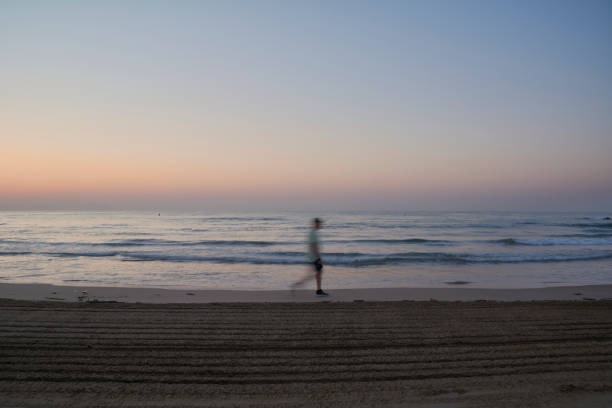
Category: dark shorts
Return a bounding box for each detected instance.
[313,260,323,272]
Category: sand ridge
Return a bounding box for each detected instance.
[1,299,611,407]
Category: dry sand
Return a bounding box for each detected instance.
[1,294,611,407]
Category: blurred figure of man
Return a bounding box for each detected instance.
[291,218,328,296]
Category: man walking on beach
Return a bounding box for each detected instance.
[291,218,328,296]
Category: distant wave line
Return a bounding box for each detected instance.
[0,238,281,247]
[0,251,32,256]
[492,237,612,246]
[4,235,612,249]
[196,217,286,222]
[561,223,612,229]
[326,238,452,245]
[326,223,507,230]
[0,237,455,247]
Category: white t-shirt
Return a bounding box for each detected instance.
[307,229,320,262]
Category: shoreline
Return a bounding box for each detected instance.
[1,282,611,303]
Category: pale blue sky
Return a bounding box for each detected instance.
[1,1,611,211]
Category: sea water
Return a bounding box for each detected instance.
[0,211,611,289]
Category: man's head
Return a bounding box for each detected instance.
[313,218,322,230]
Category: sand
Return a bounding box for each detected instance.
[2,282,612,303]
[1,285,611,407]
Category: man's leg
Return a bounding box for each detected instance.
[314,267,328,296]
[292,274,310,288]
[291,265,316,289]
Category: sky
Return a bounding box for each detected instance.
[1,0,611,211]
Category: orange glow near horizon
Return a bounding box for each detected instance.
[2,140,610,202]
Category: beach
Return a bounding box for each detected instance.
[1,284,611,407]
[3,0,612,405]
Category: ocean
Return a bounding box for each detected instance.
[1,211,611,289]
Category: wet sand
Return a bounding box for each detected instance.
[2,282,612,303]
[1,298,611,407]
